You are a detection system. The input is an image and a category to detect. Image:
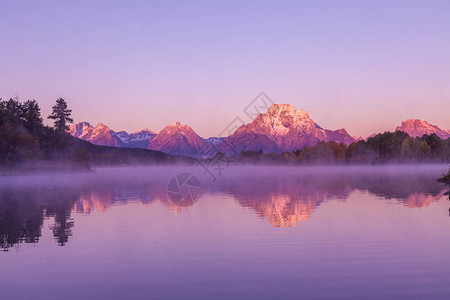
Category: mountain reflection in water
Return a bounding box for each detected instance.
[0,165,447,250]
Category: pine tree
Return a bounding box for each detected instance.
[48,98,73,132]
[2,98,22,126]
[21,100,43,133]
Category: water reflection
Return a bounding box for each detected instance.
[0,166,447,250]
[0,187,78,249]
[217,170,445,226]
[219,176,353,227]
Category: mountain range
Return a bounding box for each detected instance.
[219,104,355,154]
[395,119,450,139]
[69,103,450,157]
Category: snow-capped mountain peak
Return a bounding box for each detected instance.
[69,122,122,147]
[395,119,450,139]
[96,123,108,129]
[263,103,315,136]
[133,128,155,134]
[226,103,355,153]
[70,122,92,137]
[114,131,130,142]
[147,122,206,156]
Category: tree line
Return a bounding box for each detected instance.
[0,97,190,170]
[0,97,76,168]
[1,96,449,169]
[237,131,450,164]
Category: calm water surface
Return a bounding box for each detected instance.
[1,165,449,299]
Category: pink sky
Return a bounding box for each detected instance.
[1,1,449,138]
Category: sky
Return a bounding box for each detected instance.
[1,0,449,138]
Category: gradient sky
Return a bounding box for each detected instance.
[1,0,449,138]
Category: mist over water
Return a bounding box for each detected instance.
[1,164,449,299]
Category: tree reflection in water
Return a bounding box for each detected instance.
[0,166,447,250]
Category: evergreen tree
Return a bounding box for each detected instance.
[2,98,22,126]
[21,100,43,134]
[0,98,3,125]
[48,98,73,132]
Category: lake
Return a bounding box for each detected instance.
[1,165,449,299]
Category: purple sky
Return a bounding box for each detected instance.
[1,0,449,138]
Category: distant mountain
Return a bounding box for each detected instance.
[116,129,156,143]
[70,103,358,156]
[205,137,224,146]
[115,129,156,148]
[69,114,450,157]
[147,122,207,156]
[395,119,450,139]
[70,122,124,147]
[218,103,355,154]
[69,123,156,148]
